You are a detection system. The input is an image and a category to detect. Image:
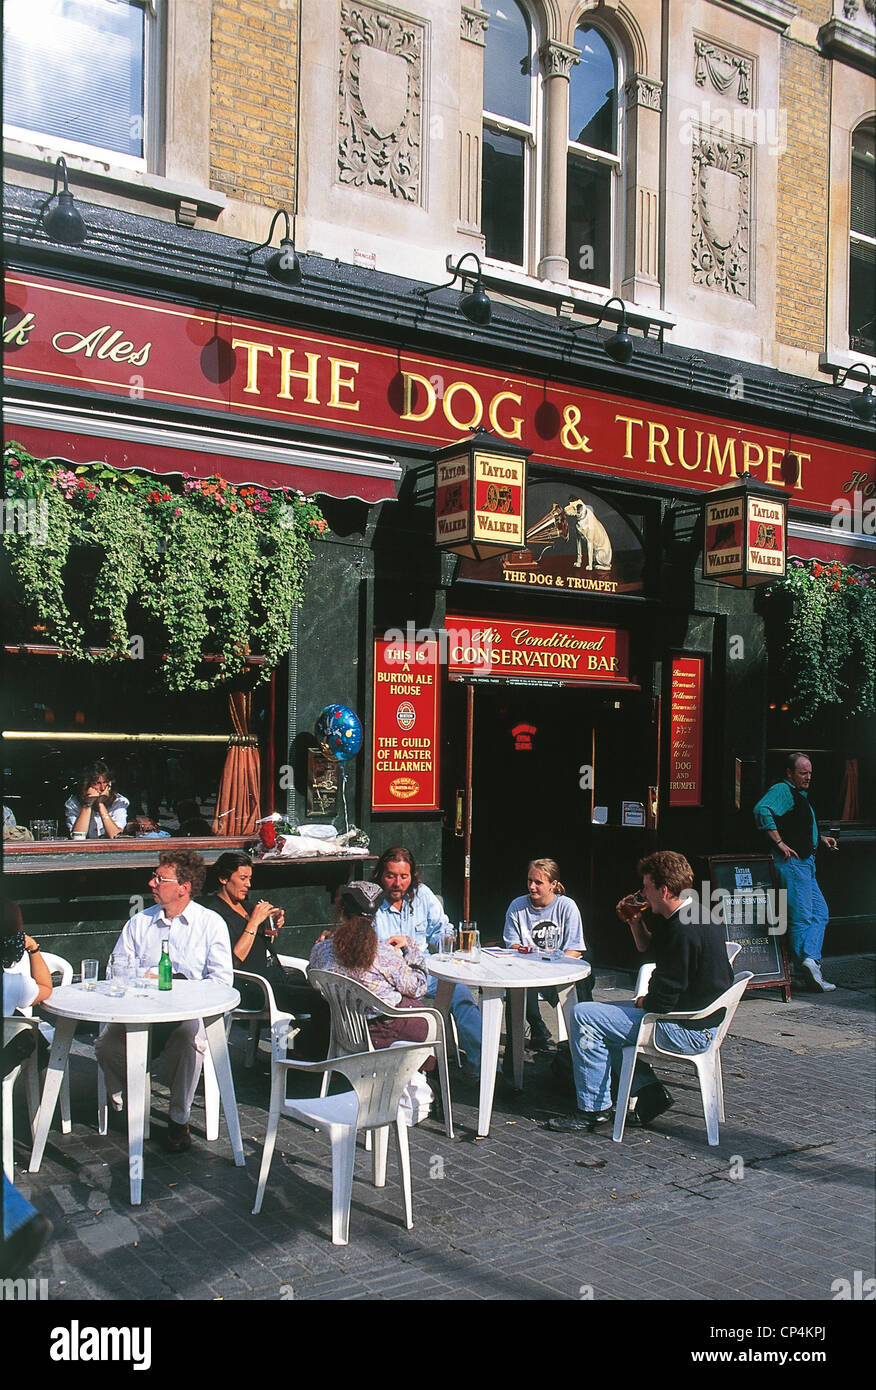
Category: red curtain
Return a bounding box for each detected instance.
[212,692,261,835]
[839,758,859,822]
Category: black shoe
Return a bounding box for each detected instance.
[164,1120,192,1153]
[629,1083,674,1127]
[0,1213,52,1277]
[545,1109,612,1133]
[526,1028,553,1054]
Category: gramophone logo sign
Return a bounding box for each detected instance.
[458,482,645,596]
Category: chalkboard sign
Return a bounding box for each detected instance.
[708,854,791,1001]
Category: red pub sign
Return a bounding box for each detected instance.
[669,656,705,806]
[445,616,631,685]
[372,638,440,813]
[4,272,874,515]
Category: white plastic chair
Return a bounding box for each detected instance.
[228,956,307,1067]
[3,1018,41,1178]
[613,971,754,1146]
[252,1029,433,1244]
[632,941,742,1000]
[6,950,74,1141]
[309,968,454,1139]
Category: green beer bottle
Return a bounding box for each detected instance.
[158,938,172,991]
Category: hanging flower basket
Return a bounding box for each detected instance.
[3,442,328,693]
[764,558,876,720]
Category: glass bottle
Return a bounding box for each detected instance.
[158,938,172,991]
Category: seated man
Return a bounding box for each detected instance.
[547,850,732,1133]
[371,846,482,1075]
[96,848,232,1153]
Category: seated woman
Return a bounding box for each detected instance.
[309,881,435,1064]
[503,858,590,1053]
[204,851,329,1059]
[2,898,53,1017]
[65,760,129,840]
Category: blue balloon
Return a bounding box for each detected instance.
[316,704,363,762]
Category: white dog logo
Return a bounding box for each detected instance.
[563,500,613,571]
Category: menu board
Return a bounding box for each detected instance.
[669,656,705,807]
[371,638,440,812]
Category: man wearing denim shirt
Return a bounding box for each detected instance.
[371,846,482,1075]
[754,752,839,992]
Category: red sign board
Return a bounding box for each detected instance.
[445,616,630,685]
[4,272,873,517]
[669,656,705,806]
[372,639,440,812]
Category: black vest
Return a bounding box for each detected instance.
[774,786,815,860]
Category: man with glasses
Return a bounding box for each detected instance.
[95,849,232,1153]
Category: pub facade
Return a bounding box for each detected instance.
[3,0,874,967]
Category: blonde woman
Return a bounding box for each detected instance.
[503,858,588,1052]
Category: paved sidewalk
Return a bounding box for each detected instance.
[5,957,873,1309]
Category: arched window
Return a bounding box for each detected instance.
[850,120,875,357]
[481,0,536,268]
[566,22,621,288]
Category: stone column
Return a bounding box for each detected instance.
[537,40,580,283]
[621,74,663,308]
[457,5,489,240]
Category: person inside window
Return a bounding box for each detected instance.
[65,760,129,839]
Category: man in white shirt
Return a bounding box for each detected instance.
[95,849,232,1153]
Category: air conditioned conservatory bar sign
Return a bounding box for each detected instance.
[445,616,631,686]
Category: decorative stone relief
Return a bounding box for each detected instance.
[694,38,753,105]
[338,3,425,203]
[691,131,751,298]
[623,75,663,111]
[842,0,876,24]
[539,41,581,79]
[461,5,488,45]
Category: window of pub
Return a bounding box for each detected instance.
[2,444,323,845]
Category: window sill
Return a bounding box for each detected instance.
[4,138,227,226]
[467,256,676,336]
[4,838,377,872]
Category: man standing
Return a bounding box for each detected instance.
[754,752,839,992]
[371,847,482,1075]
[546,851,732,1132]
[95,848,233,1152]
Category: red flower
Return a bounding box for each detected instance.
[831,581,840,591]
[259,820,276,849]
[812,564,823,577]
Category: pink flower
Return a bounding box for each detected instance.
[13,468,23,478]
[173,508,182,516]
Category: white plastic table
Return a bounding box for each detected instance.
[29,980,244,1204]
[429,950,591,1138]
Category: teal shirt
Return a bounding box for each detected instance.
[753,780,818,855]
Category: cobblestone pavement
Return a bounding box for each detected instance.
[5,957,873,1326]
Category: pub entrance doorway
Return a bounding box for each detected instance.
[442,681,658,967]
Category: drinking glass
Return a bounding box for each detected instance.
[81,958,99,990]
[438,927,456,956]
[458,922,480,960]
[31,819,58,841]
[543,924,562,958]
[107,952,131,997]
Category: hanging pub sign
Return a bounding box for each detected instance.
[372,637,441,812]
[434,429,529,558]
[703,478,787,587]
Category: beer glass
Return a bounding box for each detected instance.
[458,921,478,956]
[438,926,456,956]
[81,958,99,990]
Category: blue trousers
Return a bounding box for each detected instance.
[424,976,481,1070]
[3,1174,37,1240]
[569,1001,712,1114]
[772,854,829,966]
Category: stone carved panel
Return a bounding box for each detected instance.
[338,3,425,203]
[623,75,663,111]
[691,131,751,298]
[461,5,488,45]
[694,38,753,105]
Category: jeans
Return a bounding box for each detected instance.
[772,853,829,966]
[3,1173,37,1240]
[424,976,481,1070]
[569,1001,713,1114]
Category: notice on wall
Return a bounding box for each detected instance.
[372,638,440,813]
[668,656,705,807]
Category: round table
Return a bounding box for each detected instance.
[428,951,591,1137]
[29,980,243,1204]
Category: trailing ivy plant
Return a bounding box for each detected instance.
[3,442,328,692]
[766,558,876,720]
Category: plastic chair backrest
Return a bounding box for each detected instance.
[309,969,377,1053]
[701,971,753,1048]
[325,1045,433,1131]
[726,942,742,966]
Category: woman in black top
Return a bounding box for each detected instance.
[205,851,329,1059]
